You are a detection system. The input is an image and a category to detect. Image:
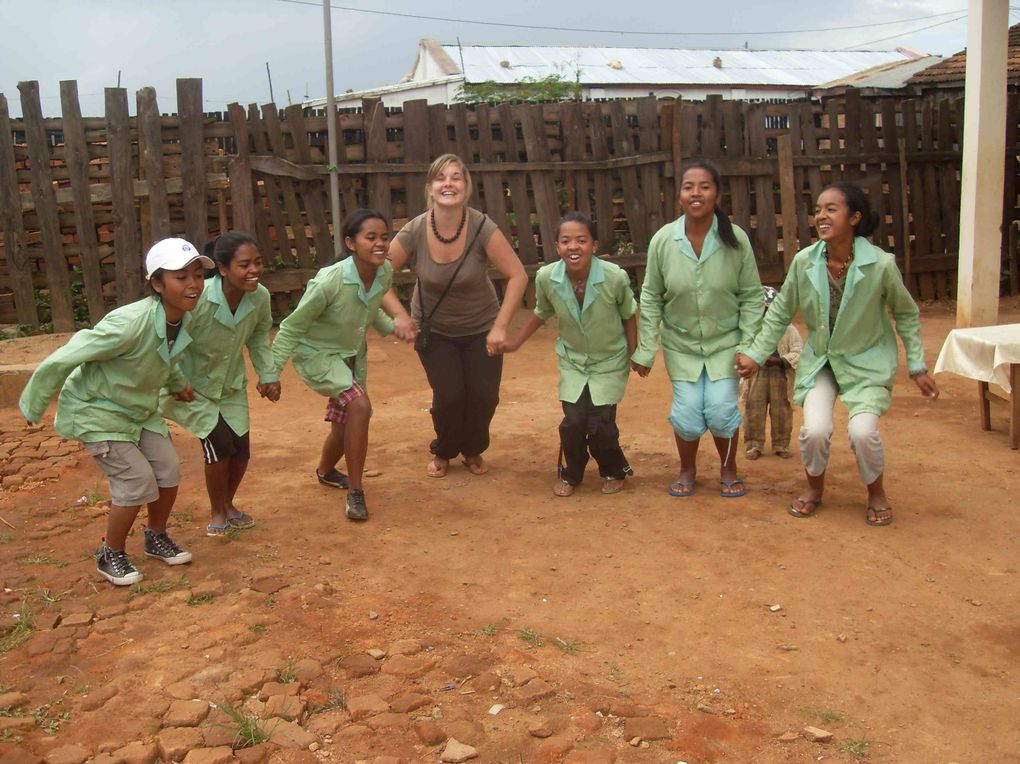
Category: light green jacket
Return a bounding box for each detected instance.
[271,257,394,397]
[534,258,637,406]
[161,276,279,439]
[19,297,190,443]
[632,216,763,381]
[745,237,927,416]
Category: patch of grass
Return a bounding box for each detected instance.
[518,627,544,648]
[836,737,870,758]
[71,682,90,696]
[278,658,297,684]
[0,603,34,653]
[220,702,272,750]
[313,688,347,713]
[32,588,70,605]
[248,624,267,634]
[186,592,215,607]
[0,533,13,545]
[553,637,584,655]
[32,702,70,734]
[0,729,23,744]
[609,662,622,682]
[18,554,67,568]
[255,547,279,563]
[804,707,845,724]
[80,483,104,506]
[130,579,176,597]
[171,503,197,523]
[464,620,505,638]
[265,594,276,608]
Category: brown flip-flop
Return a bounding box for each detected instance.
[866,506,893,526]
[788,496,821,518]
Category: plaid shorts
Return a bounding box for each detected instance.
[324,379,366,424]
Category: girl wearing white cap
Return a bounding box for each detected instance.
[20,238,211,586]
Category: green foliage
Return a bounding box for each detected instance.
[553,637,584,655]
[186,592,215,607]
[518,627,544,648]
[32,701,70,734]
[219,702,272,750]
[456,74,581,104]
[836,737,870,758]
[278,658,298,684]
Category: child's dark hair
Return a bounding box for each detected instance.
[337,208,388,261]
[823,182,880,238]
[203,231,257,276]
[556,211,597,240]
[680,161,738,249]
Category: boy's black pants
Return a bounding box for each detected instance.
[559,385,629,485]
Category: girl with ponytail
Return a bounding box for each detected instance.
[632,161,763,498]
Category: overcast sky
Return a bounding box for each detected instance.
[1,0,1012,117]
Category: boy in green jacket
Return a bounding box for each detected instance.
[20,239,211,585]
[506,212,637,496]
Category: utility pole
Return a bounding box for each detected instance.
[324,0,342,256]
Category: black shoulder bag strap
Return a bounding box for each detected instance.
[416,214,489,324]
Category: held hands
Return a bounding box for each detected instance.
[733,353,759,378]
[913,372,939,401]
[630,361,651,377]
[170,385,196,403]
[486,325,507,356]
[392,314,418,344]
[257,381,282,403]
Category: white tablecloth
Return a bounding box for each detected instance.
[934,323,1020,393]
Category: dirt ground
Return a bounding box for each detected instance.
[0,299,1018,764]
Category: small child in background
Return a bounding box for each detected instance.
[19,238,211,586]
[505,212,637,496]
[270,209,398,521]
[741,285,802,459]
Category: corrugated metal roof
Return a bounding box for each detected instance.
[442,45,916,88]
[814,55,943,90]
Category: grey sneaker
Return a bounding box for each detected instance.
[96,541,143,586]
[345,489,369,521]
[317,468,349,489]
[143,527,193,566]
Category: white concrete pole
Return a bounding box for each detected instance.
[956,0,1009,327]
[323,0,342,257]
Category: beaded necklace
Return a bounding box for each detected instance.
[430,208,467,244]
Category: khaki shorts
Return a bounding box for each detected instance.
[84,430,180,506]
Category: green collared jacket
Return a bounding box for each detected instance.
[632,216,763,381]
[534,258,637,406]
[271,257,394,397]
[19,297,190,443]
[745,237,927,417]
[161,276,279,438]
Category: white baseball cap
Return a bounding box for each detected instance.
[145,238,214,280]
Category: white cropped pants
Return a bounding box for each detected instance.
[799,366,884,485]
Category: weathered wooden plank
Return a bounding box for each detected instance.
[363,98,392,226]
[285,104,334,263]
[262,103,313,267]
[588,103,616,249]
[18,81,74,331]
[636,96,665,234]
[473,103,509,234]
[777,133,798,269]
[701,95,723,158]
[0,92,39,326]
[136,87,171,245]
[669,100,683,217]
[248,104,294,265]
[402,99,430,221]
[747,104,777,264]
[856,99,888,250]
[880,99,906,260]
[59,81,106,323]
[519,104,560,262]
[177,78,207,250]
[227,102,273,256]
[787,103,810,247]
[606,100,648,247]
[936,99,960,252]
[452,103,472,162]
[103,88,142,305]
[722,100,751,233]
[428,103,455,156]
[902,100,929,296]
[228,157,256,236]
[919,98,943,302]
[680,100,700,160]
[496,103,537,263]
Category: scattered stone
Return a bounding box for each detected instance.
[513,678,554,703]
[96,604,128,620]
[387,638,422,656]
[42,745,90,764]
[367,611,379,620]
[181,748,234,764]
[802,726,834,743]
[777,644,798,651]
[267,719,318,749]
[162,699,210,727]
[535,737,574,761]
[414,720,447,746]
[389,693,431,713]
[366,712,409,731]
[190,580,223,598]
[250,573,288,594]
[444,719,483,745]
[233,743,278,764]
[439,739,478,763]
[776,731,800,742]
[304,710,348,736]
[366,648,386,660]
[291,658,323,683]
[111,741,158,764]
[165,681,199,700]
[837,634,848,643]
[502,665,538,688]
[572,712,602,732]
[696,703,715,714]
[488,704,504,715]
[381,654,433,677]
[339,654,380,678]
[58,611,94,628]
[528,720,555,738]
[264,694,306,721]
[157,727,204,760]
[259,681,300,701]
[624,716,669,741]
[769,604,782,612]
[81,683,119,711]
[347,694,389,721]
[629,737,642,746]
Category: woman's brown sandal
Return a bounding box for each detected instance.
[866,506,893,526]
[788,496,821,518]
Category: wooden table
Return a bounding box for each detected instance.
[934,324,1020,449]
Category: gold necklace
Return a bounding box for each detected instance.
[827,243,853,280]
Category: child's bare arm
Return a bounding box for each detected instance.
[623,313,638,357]
[505,314,544,353]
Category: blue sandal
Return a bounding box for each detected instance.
[206,522,232,537]
[669,479,696,497]
[719,478,746,498]
[227,512,255,529]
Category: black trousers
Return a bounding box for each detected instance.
[559,385,629,485]
[417,331,503,459]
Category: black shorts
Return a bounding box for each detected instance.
[199,415,250,465]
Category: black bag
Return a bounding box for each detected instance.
[414,214,488,354]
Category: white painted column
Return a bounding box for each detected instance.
[956,0,1009,327]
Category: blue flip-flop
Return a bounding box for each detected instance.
[669,480,696,497]
[719,478,746,498]
[227,512,255,529]
[206,522,232,537]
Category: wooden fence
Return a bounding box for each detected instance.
[1,77,1018,329]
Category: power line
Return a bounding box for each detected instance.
[842,14,968,50]
[276,0,968,38]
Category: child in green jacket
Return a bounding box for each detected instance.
[20,239,212,586]
[506,212,637,496]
